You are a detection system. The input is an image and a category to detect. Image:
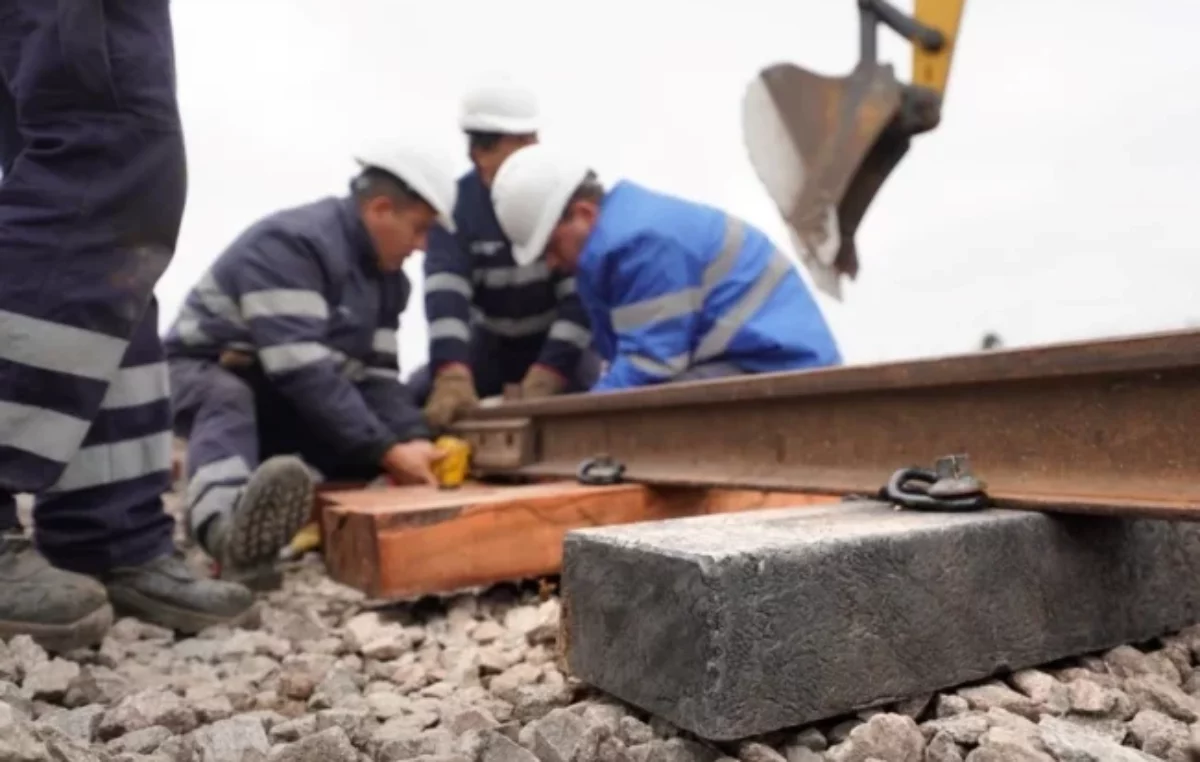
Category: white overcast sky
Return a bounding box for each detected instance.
[158,0,1197,377]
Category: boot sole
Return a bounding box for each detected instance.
[225,455,314,570]
[0,603,114,653]
[108,588,260,635]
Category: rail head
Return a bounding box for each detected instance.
[464,328,1200,420]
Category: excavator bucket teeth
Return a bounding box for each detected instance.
[743,61,935,300]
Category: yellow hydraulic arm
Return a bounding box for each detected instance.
[912,0,967,97]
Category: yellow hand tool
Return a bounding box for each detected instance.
[431,434,471,489]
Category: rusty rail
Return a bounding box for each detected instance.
[450,329,1200,520]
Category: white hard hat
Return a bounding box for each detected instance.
[458,75,540,135]
[353,146,459,233]
[491,144,592,266]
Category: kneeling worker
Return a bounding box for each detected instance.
[489,145,843,391]
[163,147,458,584]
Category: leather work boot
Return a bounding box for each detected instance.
[0,533,114,652]
[99,551,257,635]
[204,455,315,591]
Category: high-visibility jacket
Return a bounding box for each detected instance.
[576,181,842,391]
[163,196,428,465]
[423,170,592,380]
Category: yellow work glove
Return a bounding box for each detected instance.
[423,364,479,429]
[520,364,568,399]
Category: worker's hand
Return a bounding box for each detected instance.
[519,364,567,399]
[478,395,505,408]
[379,439,445,486]
[422,364,479,429]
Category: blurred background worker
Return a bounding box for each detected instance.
[163,148,457,589]
[0,0,254,651]
[491,145,843,391]
[408,75,602,427]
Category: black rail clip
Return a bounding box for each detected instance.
[577,454,626,486]
[883,453,991,512]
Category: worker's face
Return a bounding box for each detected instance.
[362,195,438,271]
[472,134,538,187]
[544,200,598,274]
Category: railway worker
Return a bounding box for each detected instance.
[163,147,458,588]
[488,144,843,391]
[408,75,602,427]
[0,0,256,650]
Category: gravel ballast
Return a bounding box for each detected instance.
[5,552,1200,762]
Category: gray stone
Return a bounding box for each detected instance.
[23,658,80,702]
[192,715,272,762]
[826,714,924,762]
[270,726,358,762]
[923,732,963,762]
[1038,716,1158,761]
[106,725,173,754]
[38,704,105,743]
[560,502,1200,739]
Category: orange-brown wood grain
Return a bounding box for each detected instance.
[321,481,838,600]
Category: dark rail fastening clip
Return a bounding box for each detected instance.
[883,453,991,512]
[577,454,626,485]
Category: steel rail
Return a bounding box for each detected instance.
[451,329,1200,520]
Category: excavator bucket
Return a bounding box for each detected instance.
[742,0,965,300]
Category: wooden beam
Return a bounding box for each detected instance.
[320,481,838,599]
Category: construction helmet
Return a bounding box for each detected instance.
[491,144,591,266]
[353,145,459,233]
[458,75,540,135]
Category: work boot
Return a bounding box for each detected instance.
[204,455,314,591]
[0,533,114,652]
[99,550,257,635]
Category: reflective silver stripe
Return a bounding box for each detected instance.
[475,262,551,288]
[187,484,241,533]
[702,216,747,295]
[187,455,251,505]
[607,215,746,336]
[364,367,397,380]
[548,321,592,349]
[100,362,170,410]
[194,272,246,328]
[47,430,174,493]
[475,309,557,338]
[430,318,471,341]
[628,352,689,378]
[426,273,472,297]
[610,290,698,334]
[0,400,92,464]
[259,342,332,373]
[555,277,577,299]
[694,249,794,364]
[372,329,397,356]
[241,289,328,320]
[173,318,212,346]
[0,309,127,381]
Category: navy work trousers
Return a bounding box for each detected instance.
[407,329,603,403]
[169,358,411,539]
[0,0,186,572]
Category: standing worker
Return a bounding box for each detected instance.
[0,0,255,651]
[489,145,843,390]
[164,147,458,588]
[408,75,601,427]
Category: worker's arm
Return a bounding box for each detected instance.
[356,308,434,444]
[524,273,592,395]
[423,223,473,373]
[591,239,699,392]
[230,234,400,466]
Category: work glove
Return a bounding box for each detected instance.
[520,363,568,399]
[423,364,479,429]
